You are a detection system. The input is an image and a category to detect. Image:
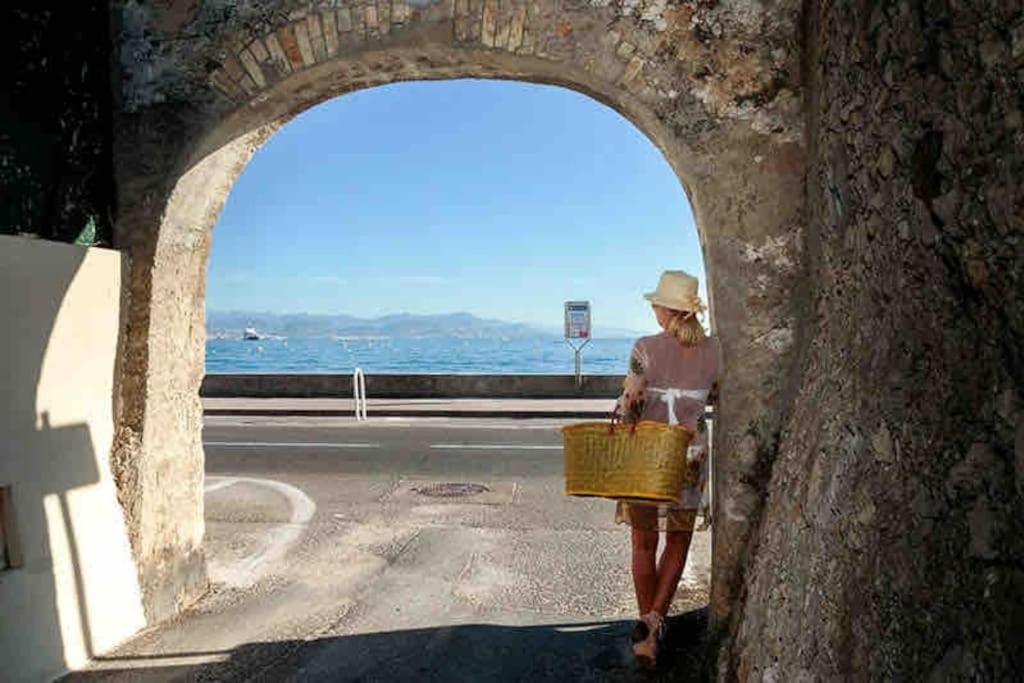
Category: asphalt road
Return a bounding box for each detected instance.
[67,416,712,682]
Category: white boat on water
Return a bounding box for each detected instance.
[242,326,261,340]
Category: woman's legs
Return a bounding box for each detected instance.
[651,529,694,616]
[630,526,659,616]
[628,515,694,666]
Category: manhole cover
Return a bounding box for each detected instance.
[412,482,491,498]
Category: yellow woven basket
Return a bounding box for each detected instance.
[561,420,697,504]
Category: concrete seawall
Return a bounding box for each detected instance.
[201,374,626,399]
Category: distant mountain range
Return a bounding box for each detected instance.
[207,310,645,340]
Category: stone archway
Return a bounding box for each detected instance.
[110,0,805,649]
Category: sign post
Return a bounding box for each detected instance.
[563,301,591,391]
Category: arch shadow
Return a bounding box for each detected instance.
[64,609,712,681]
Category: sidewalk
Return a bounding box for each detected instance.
[202,396,617,419]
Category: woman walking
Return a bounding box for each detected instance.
[617,270,719,667]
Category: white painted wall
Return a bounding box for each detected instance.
[0,236,146,681]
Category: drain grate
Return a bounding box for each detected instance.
[412,482,492,498]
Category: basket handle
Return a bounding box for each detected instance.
[608,407,620,434]
[608,406,639,435]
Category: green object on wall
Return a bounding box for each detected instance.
[74,216,97,246]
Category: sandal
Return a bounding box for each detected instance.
[630,619,649,644]
[632,611,664,668]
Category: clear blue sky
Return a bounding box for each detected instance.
[208,79,704,334]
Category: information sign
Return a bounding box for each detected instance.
[564,301,591,390]
[564,301,591,339]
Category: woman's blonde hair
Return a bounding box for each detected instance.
[666,310,706,347]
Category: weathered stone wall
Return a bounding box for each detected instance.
[727,0,1024,679]
[110,129,267,622]
[0,3,115,244]
[109,0,807,627]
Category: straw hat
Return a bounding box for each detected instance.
[643,270,705,313]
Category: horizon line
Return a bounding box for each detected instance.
[207,308,655,333]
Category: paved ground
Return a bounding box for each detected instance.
[68,415,712,682]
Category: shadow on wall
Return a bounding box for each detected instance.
[4,417,101,677]
[0,237,141,680]
[63,609,712,681]
[0,239,95,678]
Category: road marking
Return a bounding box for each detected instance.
[205,475,316,589]
[429,444,562,450]
[204,441,561,450]
[204,416,572,430]
[204,477,239,493]
[204,441,381,448]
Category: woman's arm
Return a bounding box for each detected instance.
[618,343,648,422]
[691,382,718,461]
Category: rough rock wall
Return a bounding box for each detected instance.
[730,0,1024,679]
[0,3,115,244]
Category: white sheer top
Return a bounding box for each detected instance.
[617,331,720,509]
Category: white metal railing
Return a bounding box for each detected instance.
[353,367,367,421]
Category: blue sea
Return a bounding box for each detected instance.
[205,337,634,374]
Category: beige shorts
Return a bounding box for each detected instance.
[615,501,697,533]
